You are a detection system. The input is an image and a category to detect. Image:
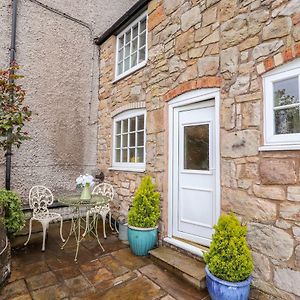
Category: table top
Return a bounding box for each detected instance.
[58,194,110,207]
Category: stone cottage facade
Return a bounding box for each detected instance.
[97,0,300,298]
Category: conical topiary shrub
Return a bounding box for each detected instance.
[204,212,253,282]
[127,176,160,256]
[128,176,160,228]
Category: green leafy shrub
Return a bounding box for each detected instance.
[204,213,253,282]
[0,189,24,237]
[128,176,160,228]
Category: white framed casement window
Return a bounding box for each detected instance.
[262,59,300,151]
[114,12,148,81]
[111,109,146,171]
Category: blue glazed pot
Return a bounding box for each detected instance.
[205,266,252,300]
[128,225,158,256]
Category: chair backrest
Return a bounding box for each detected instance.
[28,185,54,217]
[92,183,114,201]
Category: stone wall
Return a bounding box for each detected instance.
[0,0,136,200]
[98,0,300,298]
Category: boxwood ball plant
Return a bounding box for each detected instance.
[204,212,253,282]
[128,176,160,228]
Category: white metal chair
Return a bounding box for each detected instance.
[24,185,65,251]
[83,183,114,239]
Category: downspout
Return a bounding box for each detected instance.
[6,0,18,190]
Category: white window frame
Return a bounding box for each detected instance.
[114,11,148,82]
[110,109,146,172]
[261,59,300,151]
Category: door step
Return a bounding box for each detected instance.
[149,246,206,290]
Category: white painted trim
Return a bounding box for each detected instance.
[263,59,300,146]
[163,237,205,258]
[259,144,300,151]
[111,109,146,171]
[167,88,221,247]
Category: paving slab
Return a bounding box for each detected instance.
[64,275,91,294]
[112,248,150,270]
[85,267,114,285]
[26,271,57,291]
[31,284,69,300]
[0,279,29,299]
[99,255,129,276]
[140,264,210,300]
[93,276,166,300]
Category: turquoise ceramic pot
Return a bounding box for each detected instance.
[128,225,158,256]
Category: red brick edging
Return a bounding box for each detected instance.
[163,76,221,102]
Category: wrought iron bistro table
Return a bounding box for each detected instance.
[59,194,109,262]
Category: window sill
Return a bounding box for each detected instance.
[108,166,146,173]
[259,144,300,151]
[113,60,147,84]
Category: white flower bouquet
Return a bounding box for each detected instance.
[76,174,95,188]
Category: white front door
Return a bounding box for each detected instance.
[172,99,217,246]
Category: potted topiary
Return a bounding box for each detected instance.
[204,213,253,300]
[127,176,160,256]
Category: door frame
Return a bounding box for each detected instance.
[167,88,220,247]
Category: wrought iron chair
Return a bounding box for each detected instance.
[24,185,65,251]
[83,183,115,239]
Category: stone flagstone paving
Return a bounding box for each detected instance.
[0,221,210,300]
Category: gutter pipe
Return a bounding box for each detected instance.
[6,0,18,190]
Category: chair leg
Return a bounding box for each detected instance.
[59,216,65,242]
[24,218,33,246]
[101,213,107,239]
[109,211,114,231]
[41,221,48,252]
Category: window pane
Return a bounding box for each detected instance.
[116,121,121,134]
[274,77,299,107]
[125,44,130,57]
[137,148,144,163]
[122,134,128,147]
[137,131,144,146]
[130,117,136,132]
[132,24,138,38]
[139,48,146,63]
[122,119,128,133]
[137,115,144,130]
[129,148,136,163]
[118,49,123,62]
[184,124,209,170]
[117,62,123,75]
[124,57,130,71]
[125,30,131,44]
[116,135,121,148]
[140,18,146,33]
[132,38,138,53]
[115,149,121,162]
[139,32,146,48]
[122,149,128,162]
[131,53,137,67]
[275,106,300,134]
[130,133,136,147]
[119,36,124,48]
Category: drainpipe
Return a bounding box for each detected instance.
[6,0,18,190]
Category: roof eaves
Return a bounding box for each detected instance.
[94,0,151,46]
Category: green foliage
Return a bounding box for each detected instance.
[0,189,25,237]
[204,213,253,282]
[128,176,160,228]
[0,65,32,151]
